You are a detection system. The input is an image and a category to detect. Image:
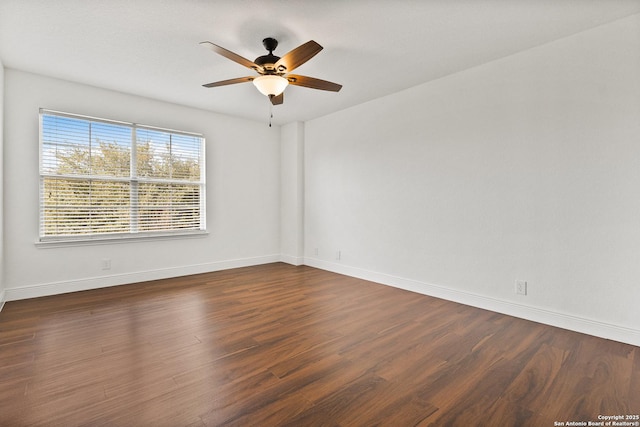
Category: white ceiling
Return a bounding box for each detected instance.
[1,0,639,125]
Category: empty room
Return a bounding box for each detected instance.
[0,1,639,425]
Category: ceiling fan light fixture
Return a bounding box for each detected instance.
[253,75,288,97]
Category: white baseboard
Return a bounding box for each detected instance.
[0,289,5,313]
[4,254,280,302]
[304,257,640,347]
[279,254,305,266]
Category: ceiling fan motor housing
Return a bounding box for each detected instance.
[254,54,281,72]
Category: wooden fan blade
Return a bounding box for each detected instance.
[286,74,342,92]
[202,76,254,88]
[200,41,262,72]
[274,40,323,73]
[270,93,284,105]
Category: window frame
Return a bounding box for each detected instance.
[38,108,207,245]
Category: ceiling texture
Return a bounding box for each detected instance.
[1,0,639,126]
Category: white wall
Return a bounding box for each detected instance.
[0,59,5,308]
[3,69,281,299]
[304,15,640,345]
[279,121,305,265]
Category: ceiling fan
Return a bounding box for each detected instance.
[200,37,342,105]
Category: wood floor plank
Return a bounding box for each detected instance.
[0,263,638,426]
[631,350,640,409]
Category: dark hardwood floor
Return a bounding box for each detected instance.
[0,263,638,426]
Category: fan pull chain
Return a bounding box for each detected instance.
[268,98,273,127]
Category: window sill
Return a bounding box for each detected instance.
[35,230,209,248]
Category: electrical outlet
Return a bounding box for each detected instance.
[515,280,527,295]
[102,258,112,270]
[314,248,319,256]
[336,250,341,261]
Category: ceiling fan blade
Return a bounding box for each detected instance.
[286,74,342,92]
[200,41,262,72]
[274,40,323,73]
[270,93,284,105]
[202,76,254,88]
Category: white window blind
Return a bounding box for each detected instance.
[39,109,206,242]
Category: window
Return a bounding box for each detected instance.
[39,109,206,242]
